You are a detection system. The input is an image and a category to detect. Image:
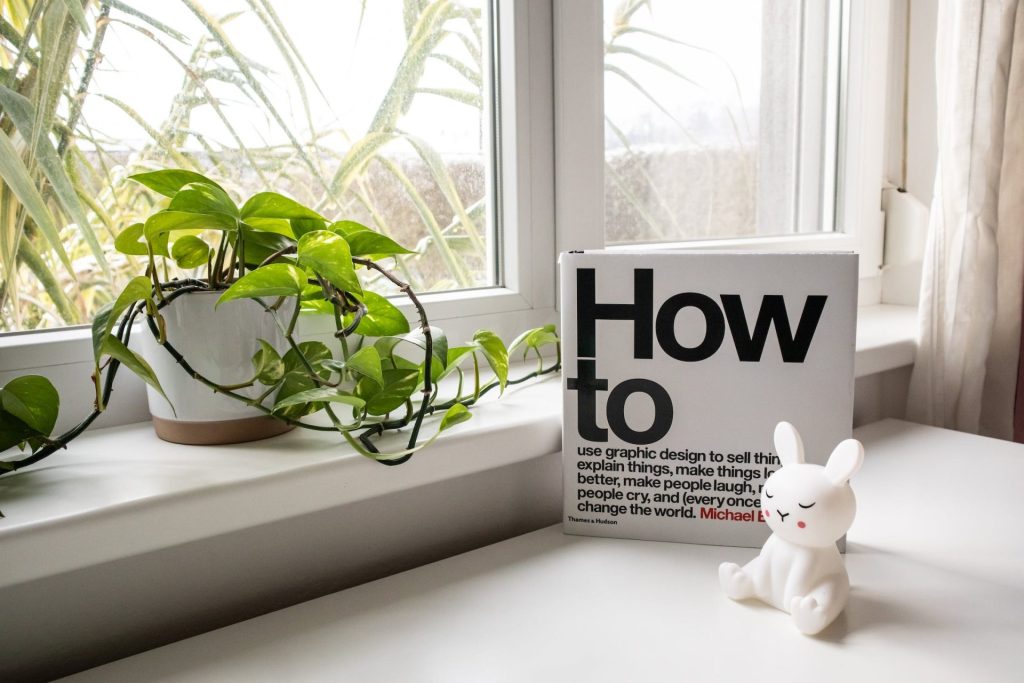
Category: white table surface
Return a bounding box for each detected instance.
[64,419,1024,682]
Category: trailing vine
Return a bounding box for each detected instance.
[0,169,560,489]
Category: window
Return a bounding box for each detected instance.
[603,0,842,244]
[554,0,888,284]
[1,0,891,431]
[1,0,499,333]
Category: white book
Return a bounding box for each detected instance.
[560,251,858,547]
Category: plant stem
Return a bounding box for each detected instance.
[472,352,481,402]
[351,257,432,452]
[2,298,146,471]
[2,261,563,476]
[285,296,301,337]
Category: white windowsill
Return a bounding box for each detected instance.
[0,304,916,590]
[853,302,918,376]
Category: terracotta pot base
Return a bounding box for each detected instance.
[152,414,294,445]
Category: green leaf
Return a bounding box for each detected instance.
[0,85,109,274]
[91,276,152,365]
[171,236,211,269]
[406,327,448,369]
[290,217,326,238]
[328,220,373,238]
[300,299,335,316]
[0,410,37,453]
[344,346,384,387]
[346,230,416,257]
[60,0,91,35]
[508,324,559,357]
[0,131,73,273]
[217,263,307,306]
[347,291,410,337]
[316,359,347,375]
[328,221,414,257]
[282,341,333,379]
[273,373,319,419]
[437,346,476,381]
[439,403,472,432]
[144,210,237,244]
[296,230,362,295]
[244,217,295,237]
[373,326,447,368]
[114,223,151,256]
[237,224,294,267]
[473,330,509,392]
[508,324,548,354]
[390,355,420,373]
[251,340,285,386]
[300,283,326,301]
[102,336,172,412]
[130,169,225,198]
[272,342,334,419]
[362,369,420,416]
[273,387,364,413]
[241,192,324,221]
[168,182,238,218]
[0,375,59,437]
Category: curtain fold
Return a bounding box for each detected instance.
[907,0,1024,439]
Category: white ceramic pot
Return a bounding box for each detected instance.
[139,289,295,445]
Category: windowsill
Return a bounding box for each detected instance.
[0,303,916,590]
[59,419,1024,683]
[853,303,918,377]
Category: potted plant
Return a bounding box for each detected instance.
[0,169,560,473]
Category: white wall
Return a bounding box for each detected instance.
[0,453,562,680]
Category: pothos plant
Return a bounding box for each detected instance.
[0,168,561,485]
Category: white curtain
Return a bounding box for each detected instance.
[907,0,1024,438]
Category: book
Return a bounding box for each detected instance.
[560,250,858,547]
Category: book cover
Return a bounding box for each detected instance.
[560,251,857,547]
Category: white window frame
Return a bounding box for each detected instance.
[553,0,891,292]
[1,0,893,430]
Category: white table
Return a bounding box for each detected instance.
[63,420,1024,682]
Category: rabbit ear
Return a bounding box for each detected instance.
[824,439,864,486]
[773,422,805,466]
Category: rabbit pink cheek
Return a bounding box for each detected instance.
[764,510,770,517]
[797,521,806,529]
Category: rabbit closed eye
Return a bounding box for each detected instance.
[762,422,862,548]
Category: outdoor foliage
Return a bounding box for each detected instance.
[604,0,756,243]
[0,0,490,332]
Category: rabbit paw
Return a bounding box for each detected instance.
[790,595,829,635]
[719,562,755,600]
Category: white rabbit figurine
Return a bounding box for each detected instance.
[718,421,864,635]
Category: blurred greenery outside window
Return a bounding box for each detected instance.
[604,0,841,245]
[0,0,494,333]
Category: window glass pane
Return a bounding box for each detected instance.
[0,0,492,333]
[604,0,838,244]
